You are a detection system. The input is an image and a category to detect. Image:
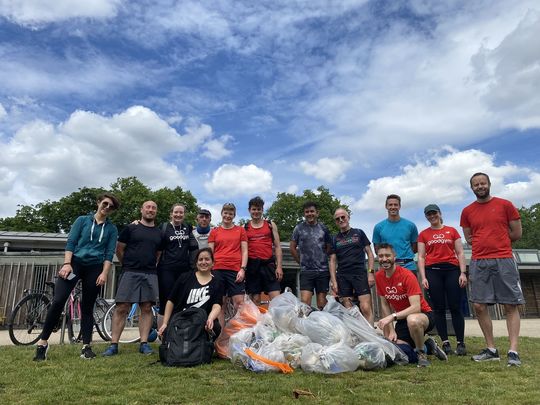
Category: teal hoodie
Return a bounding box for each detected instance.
[66,213,118,265]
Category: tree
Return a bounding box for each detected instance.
[266,186,348,241]
[0,177,199,234]
[513,203,540,249]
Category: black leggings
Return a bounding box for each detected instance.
[157,268,190,315]
[425,264,465,342]
[41,260,102,344]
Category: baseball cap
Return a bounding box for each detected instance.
[424,204,440,214]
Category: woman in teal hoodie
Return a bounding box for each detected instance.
[34,193,120,361]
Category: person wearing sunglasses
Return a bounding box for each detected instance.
[34,193,120,361]
[329,208,375,325]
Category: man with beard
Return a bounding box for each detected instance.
[460,172,524,366]
[375,244,447,367]
[103,201,162,356]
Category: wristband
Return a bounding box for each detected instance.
[368,268,374,274]
[240,266,246,270]
[393,312,398,321]
[63,262,72,266]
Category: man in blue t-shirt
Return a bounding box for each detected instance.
[290,201,333,309]
[329,208,375,325]
[373,194,418,272]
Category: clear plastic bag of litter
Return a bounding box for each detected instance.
[268,290,313,334]
[300,342,360,374]
[242,340,293,373]
[323,296,408,365]
[229,328,256,366]
[253,313,279,343]
[353,341,387,370]
[294,311,352,346]
[269,333,312,368]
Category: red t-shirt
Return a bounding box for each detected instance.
[208,225,247,271]
[460,197,520,259]
[418,225,461,266]
[376,265,432,313]
[246,221,273,260]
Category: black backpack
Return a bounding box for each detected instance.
[159,307,214,367]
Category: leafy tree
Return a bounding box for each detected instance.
[514,203,540,249]
[266,186,347,241]
[0,177,199,234]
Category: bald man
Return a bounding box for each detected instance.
[103,201,162,356]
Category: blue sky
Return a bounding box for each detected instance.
[0,0,539,238]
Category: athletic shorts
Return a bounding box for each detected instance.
[337,272,370,298]
[245,258,281,295]
[394,311,435,348]
[469,258,525,305]
[213,269,245,297]
[115,271,159,304]
[300,271,330,294]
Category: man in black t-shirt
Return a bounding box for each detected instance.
[103,201,162,356]
[329,208,376,325]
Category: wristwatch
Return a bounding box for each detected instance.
[368,268,374,274]
[393,313,398,321]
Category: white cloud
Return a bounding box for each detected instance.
[0,103,6,120]
[286,184,298,194]
[202,135,233,160]
[0,0,121,27]
[0,105,225,217]
[352,147,540,212]
[204,164,272,197]
[300,157,351,183]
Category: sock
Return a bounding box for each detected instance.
[508,350,518,355]
[487,347,497,353]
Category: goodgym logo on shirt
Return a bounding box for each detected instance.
[385,286,407,301]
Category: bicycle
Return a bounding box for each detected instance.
[101,302,159,343]
[8,279,111,345]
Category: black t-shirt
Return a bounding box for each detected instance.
[158,223,198,272]
[168,272,223,315]
[118,224,162,273]
[332,228,371,274]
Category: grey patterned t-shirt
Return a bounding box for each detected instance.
[292,221,332,272]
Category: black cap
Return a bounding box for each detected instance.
[198,209,211,216]
[424,204,440,214]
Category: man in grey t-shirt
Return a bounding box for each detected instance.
[290,201,333,309]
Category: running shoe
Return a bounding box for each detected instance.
[472,348,500,362]
[139,342,153,355]
[425,337,448,361]
[102,344,119,357]
[417,351,430,367]
[33,344,49,362]
[442,341,452,356]
[507,352,521,367]
[80,345,96,359]
[455,342,467,356]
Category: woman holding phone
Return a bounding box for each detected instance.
[33,193,120,361]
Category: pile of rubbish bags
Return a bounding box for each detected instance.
[215,291,409,374]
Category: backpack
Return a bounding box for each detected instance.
[159,307,214,367]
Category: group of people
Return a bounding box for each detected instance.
[33,172,525,369]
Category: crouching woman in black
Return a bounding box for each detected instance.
[158,248,223,338]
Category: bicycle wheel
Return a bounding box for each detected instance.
[94,298,111,341]
[101,303,141,343]
[67,295,82,343]
[8,293,50,346]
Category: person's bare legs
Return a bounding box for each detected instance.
[316,292,327,310]
[300,290,313,306]
[474,302,495,348]
[358,294,374,326]
[407,313,430,351]
[111,302,130,343]
[504,304,520,352]
[138,302,153,342]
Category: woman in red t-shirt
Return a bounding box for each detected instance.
[418,204,468,356]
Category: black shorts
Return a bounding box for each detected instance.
[337,272,370,298]
[213,269,245,297]
[394,312,435,348]
[245,257,281,295]
[300,271,330,294]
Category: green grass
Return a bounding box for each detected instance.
[1,337,539,405]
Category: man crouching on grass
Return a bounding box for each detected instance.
[375,243,447,367]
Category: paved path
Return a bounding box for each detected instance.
[1,319,539,346]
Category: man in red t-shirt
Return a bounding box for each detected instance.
[375,244,447,367]
[460,172,524,366]
[244,196,283,305]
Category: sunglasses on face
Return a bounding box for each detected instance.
[334,215,347,222]
[101,201,116,210]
